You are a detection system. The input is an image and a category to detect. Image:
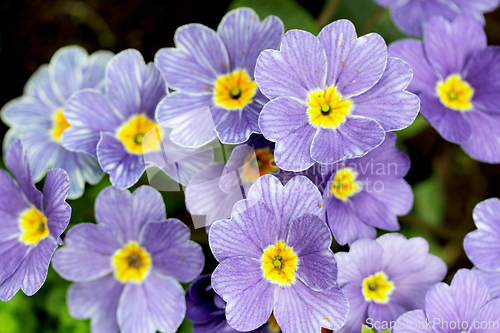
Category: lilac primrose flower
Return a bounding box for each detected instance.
[155,7,284,147]
[372,0,499,37]
[321,133,413,245]
[335,234,447,333]
[389,15,500,163]
[62,49,212,189]
[209,175,349,333]
[394,269,500,333]
[186,274,283,333]
[464,198,500,299]
[255,19,419,171]
[0,140,71,301]
[1,45,113,199]
[52,185,204,333]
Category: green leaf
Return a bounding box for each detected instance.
[228,0,319,34]
[362,324,391,333]
[413,176,445,226]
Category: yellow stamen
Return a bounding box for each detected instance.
[117,114,161,154]
[51,108,70,141]
[307,86,351,128]
[330,168,361,201]
[262,240,298,285]
[19,205,49,246]
[111,242,152,283]
[362,271,395,304]
[214,70,257,109]
[436,74,474,111]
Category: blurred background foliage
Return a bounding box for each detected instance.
[1,0,500,332]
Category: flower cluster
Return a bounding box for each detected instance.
[1,3,500,333]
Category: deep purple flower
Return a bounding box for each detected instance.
[0,140,71,301]
[335,234,447,333]
[389,15,500,163]
[464,198,500,299]
[155,7,284,147]
[394,269,500,333]
[255,19,419,171]
[373,0,499,37]
[52,185,204,333]
[209,175,348,332]
[62,49,212,189]
[322,133,413,245]
[1,46,112,198]
[186,274,282,333]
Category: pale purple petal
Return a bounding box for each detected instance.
[94,186,166,243]
[424,15,487,79]
[141,219,204,283]
[156,93,217,148]
[62,89,123,155]
[117,273,186,333]
[274,280,348,331]
[82,50,114,90]
[324,195,377,246]
[97,133,145,189]
[52,223,120,282]
[43,168,71,239]
[393,310,434,333]
[5,140,43,211]
[311,116,386,164]
[213,102,263,144]
[217,8,283,74]
[318,20,358,88]
[461,110,500,163]
[286,214,337,291]
[49,45,89,104]
[22,65,60,111]
[351,57,420,131]
[246,175,323,240]
[209,200,277,262]
[273,124,316,171]
[0,170,31,241]
[469,298,500,333]
[335,33,387,99]
[0,238,30,286]
[212,257,274,331]
[464,198,500,271]
[1,97,53,128]
[17,130,61,182]
[349,190,400,230]
[336,282,368,333]
[367,301,406,325]
[336,238,384,286]
[19,237,57,296]
[67,275,123,333]
[388,39,439,94]
[258,96,309,140]
[419,91,472,144]
[373,179,413,216]
[254,30,327,101]
[473,268,500,299]
[155,24,229,93]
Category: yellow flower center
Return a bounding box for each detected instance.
[436,74,474,111]
[307,86,351,128]
[51,108,70,141]
[214,70,257,109]
[362,271,395,304]
[19,205,49,246]
[117,114,161,154]
[111,242,152,283]
[241,147,278,182]
[262,240,298,285]
[330,168,361,201]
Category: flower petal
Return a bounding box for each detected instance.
[43,168,71,239]
[211,256,274,332]
[349,190,400,231]
[155,24,229,93]
[0,238,30,287]
[461,109,500,163]
[393,310,434,333]
[23,65,60,111]
[336,282,368,333]
[1,97,53,128]
[82,50,114,90]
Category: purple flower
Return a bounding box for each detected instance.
[155,8,284,147]
[52,185,204,333]
[322,133,413,245]
[389,15,500,163]
[335,234,447,332]
[186,274,283,333]
[1,46,113,199]
[0,140,71,301]
[209,175,348,332]
[255,19,419,171]
[373,0,499,37]
[393,269,500,333]
[62,49,213,189]
[464,198,500,299]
